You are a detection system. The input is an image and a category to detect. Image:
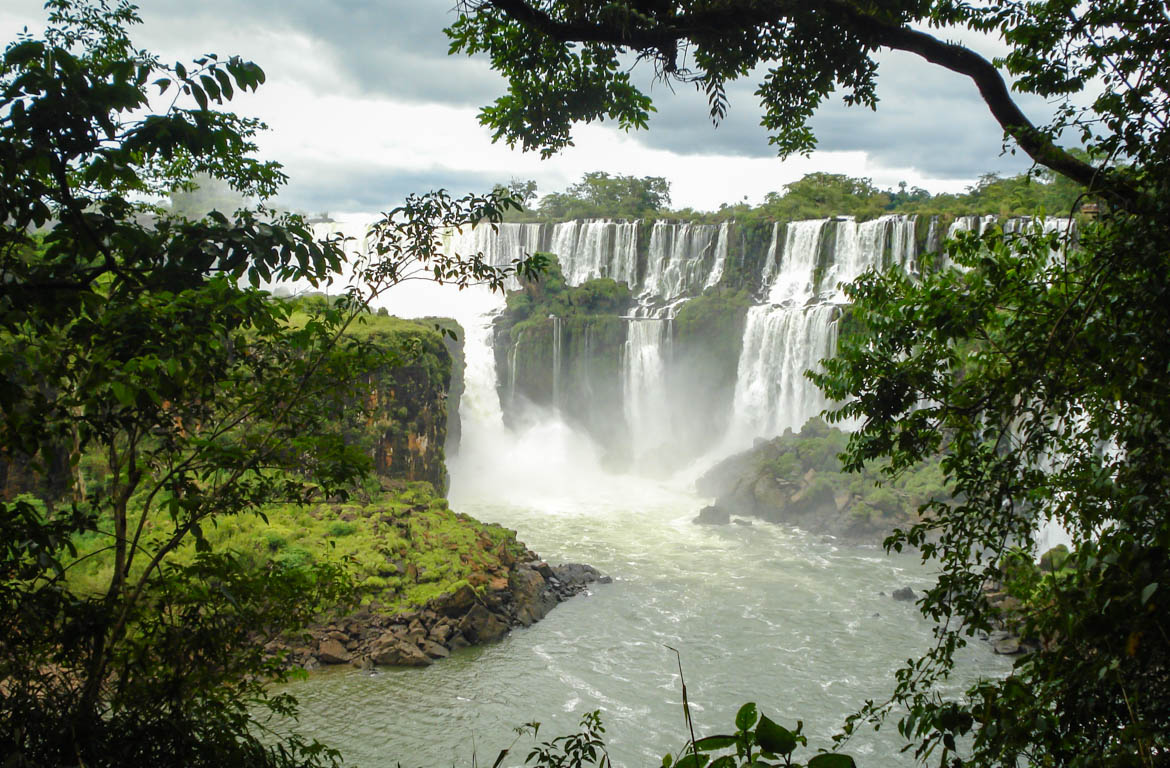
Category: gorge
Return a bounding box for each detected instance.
[274,212,1061,766]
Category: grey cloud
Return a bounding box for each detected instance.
[272,162,506,214]
[146,0,501,105]
[135,2,1057,185]
[627,50,1043,180]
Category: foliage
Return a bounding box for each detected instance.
[515,705,855,768]
[0,3,535,766]
[66,481,526,615]
[502,255,632,328]
[759,174,891,223]
[815,214,1170,766]
[538,171,671,220]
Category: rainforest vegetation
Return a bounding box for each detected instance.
[3,0,1168,767]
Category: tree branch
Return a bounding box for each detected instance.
[476,0,1141,208]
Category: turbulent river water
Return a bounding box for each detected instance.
[282,446,1011,768]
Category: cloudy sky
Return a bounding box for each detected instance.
[1,0,1050,214]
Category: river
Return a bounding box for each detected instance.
[280,427,1011,768]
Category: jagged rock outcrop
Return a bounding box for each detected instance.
[274,560,611,669]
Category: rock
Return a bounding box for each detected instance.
[421,641,450,659]
[351,656,374,671]
[694,505,730,525]
[892,586,917,602]
[301,656,320,671]
[370,636,432,667]
[429,619,454,644]
[553,563,604,587]
[437,584,478,618]
[533,561,555,580]
[510,566,556,626]
[317,638,350,665]
[993,635,1022,655]
[732,518,753,526]
[448,633,470,650]
[458,604,509,644]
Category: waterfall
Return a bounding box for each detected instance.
[767,219,829,305]
[551,315,563,411]
[758,223,782,290]
[728,304,839,443]
[642,222,721,302]
[821,214,917,302]
[703,221,731,288]
[549,220,640,288]
[508,330,523,409]
[623,317,672,466]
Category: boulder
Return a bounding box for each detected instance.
[436,584,478,618]
[458,604,509,644]
[370,636,432,667]
[892,586,917,602]
[421,641,451,659]
[317,638,350,665]
[694,505,730,525]
[993,635,1022,655]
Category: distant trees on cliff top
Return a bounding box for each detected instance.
[502,167,1089,224]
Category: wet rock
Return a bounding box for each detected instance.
[458,604,509,644]
[421,641,451,659]
[317,639,350,665]
[993,635,1022,655]
[370,636,432,667]
[694,505,730,525]
[892,586,917,602]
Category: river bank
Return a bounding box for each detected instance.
[275,559,610,670]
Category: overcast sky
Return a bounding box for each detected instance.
[1,0,1050,214]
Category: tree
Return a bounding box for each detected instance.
[493,177,539,208]
[449,1,1170,765]
[538,171,671,219]
[0,3,534,765]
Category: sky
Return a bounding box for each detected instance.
[0,0,1051,214]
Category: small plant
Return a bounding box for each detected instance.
[664,702,856,768]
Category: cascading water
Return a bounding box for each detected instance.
[703,222,732,288]
[623,317,673,468]
[281,214,1015,768]
[727,304,839,445]
[551,315,563,411]
[768,220,829,305]
[642,222,722,303]
[551,220,640,288]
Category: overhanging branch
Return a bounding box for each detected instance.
[474,0,1139,209]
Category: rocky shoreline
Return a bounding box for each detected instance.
[270,559,610,670]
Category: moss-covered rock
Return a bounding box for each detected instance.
[697,418,948,541]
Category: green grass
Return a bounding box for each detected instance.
[65,481,527,616]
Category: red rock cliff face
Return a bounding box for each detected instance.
[366,362,451,493]
[360,323,463,495]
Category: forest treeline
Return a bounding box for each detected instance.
[498,166,1088,225]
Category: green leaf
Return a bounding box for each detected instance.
[755,716,796,756]
[674,754,709,768]
[1141,582,1158,605]
[110,381,135,407]
[735,702,759,732]
[807,754,856,768]
[694,736,738,752]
